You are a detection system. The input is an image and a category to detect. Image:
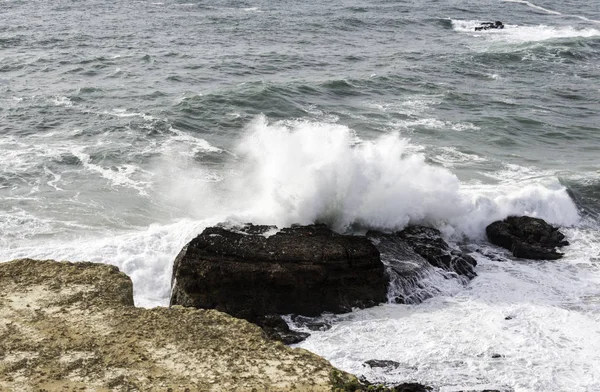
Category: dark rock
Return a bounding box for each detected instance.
[367,230,432,304]
[504,315,513,320]
[475,21,504,31]
[491,353,503,359]
[170,223,387,319]
[391,384,433,392]
[291,314,332,331]
[486,216,569,260]
[252,315,310,344]
[367,226,477,304]
[358,377,433,392]
[396,226,477,279]
[364,359,401,369]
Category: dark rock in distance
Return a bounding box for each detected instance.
[170,223,387,320]
[486,216,569,260]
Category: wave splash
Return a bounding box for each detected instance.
[200,116,579,237]
[451,19,600,43]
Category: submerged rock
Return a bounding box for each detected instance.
[171,223,387,318]
[0,258,359,391]
[486,216,569,260]
[364,359,401,369]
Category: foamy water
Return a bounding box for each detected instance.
[295,231,600,391]
[452,19,600,44]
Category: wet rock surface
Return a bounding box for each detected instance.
[170,223,388,318]
[356,377,433,392]
[486,216,569,260]
[291,314,333,332]
[252,314,310,345]
[396,226,477,279]
[390,384,433,392]
[364,359,401,369]
[368,226,477,303]
[0,258,358,391]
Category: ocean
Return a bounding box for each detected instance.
[1,0,599,390]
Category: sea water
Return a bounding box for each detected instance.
[1,0,599,390]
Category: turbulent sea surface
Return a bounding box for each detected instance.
[2,0,600,390]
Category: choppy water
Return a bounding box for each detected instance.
[2,0,600,390]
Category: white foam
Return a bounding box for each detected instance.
[452,19,600,43]
[369,97,442,117]
[432,147,487,168]
[193,116,578,238]
[70,147,151,196]
[167,126,222,153]
[51,96,73,107]
[106,108,157,121]
[296,231,600,391]
[216,115,468,232]
[0,218,216,307]
[43,166,64,191]
[393,118,479,132]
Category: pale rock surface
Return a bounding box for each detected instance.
[0,259,355,391]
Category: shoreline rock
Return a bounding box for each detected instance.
[0,258,359,391]
[486,216,569,260]
[368,226,477,304]
[170,223,388,318]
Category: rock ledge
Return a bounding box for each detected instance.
[0,258,356,391]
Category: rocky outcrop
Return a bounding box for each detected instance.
[170,224,388,318]
[0,259,359,391]
[367,226,477,304]
[486,216,569,260]
[396,226,477,279]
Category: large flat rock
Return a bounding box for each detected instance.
[170,224,388,318]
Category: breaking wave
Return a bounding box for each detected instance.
[190,116,579,238]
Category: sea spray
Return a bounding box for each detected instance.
[184,116,580,238]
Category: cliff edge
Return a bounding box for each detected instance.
[0,259,356,391]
